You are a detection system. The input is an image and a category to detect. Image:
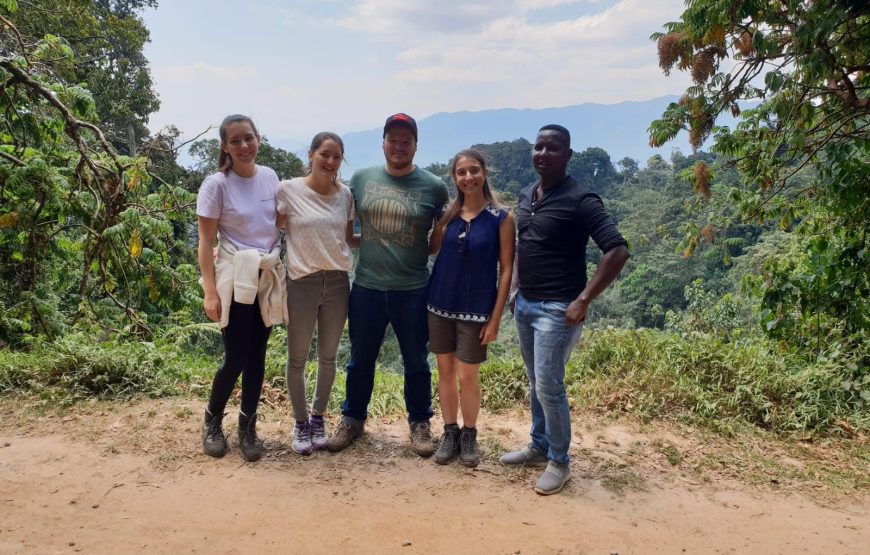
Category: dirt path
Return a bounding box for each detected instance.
[0,399,867,554]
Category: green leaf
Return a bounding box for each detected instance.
[0,0,18,14]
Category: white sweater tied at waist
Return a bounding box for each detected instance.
[213,241,288,328]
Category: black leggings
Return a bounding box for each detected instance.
[207,300,272,416]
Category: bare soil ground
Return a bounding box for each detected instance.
[0,397,867,554]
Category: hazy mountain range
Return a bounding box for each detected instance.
[274,95,726,175]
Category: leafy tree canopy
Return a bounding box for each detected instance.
[1,2,195,345]
[649,0,869,349]
[6,0,160,153]
[567,146,619,194]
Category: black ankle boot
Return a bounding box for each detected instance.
[459,426,480,468]
[238,411,263,462]
[434,423,461,465]
[202,409,228,458]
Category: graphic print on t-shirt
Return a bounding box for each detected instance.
[361,181,421,247]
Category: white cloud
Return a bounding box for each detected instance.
[323,0,682,77]
[333,0,609,37]
[145,0,691,143]
[350,0,690,116]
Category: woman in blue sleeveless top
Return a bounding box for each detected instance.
[427,149,515,467]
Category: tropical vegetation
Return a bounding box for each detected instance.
[1,0,867,438]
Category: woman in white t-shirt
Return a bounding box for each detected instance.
[196,114,286,463]
[276,131,358,455]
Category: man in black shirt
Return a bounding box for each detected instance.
[501,124,629,495]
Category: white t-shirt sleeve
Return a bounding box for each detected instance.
[196,173,223,219]
[276,179,293,215]
[344,186,356,221]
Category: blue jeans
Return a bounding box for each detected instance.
[341,284,433,423]
[515,291,583,465]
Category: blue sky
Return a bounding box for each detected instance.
[143,0,691,149]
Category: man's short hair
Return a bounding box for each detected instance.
[538,124,571,148]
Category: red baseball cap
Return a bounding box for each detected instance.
[383,113,418,141]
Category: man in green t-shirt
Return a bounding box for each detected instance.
[327,113,449,457]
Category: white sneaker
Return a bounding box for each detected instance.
[291,421,312,455]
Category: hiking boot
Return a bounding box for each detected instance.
[326,418,363,453]
[459,426,480,468]
[202,409,228,458]
[309,414,328,451]
[291,421,313,456]
[534,460,571,495]
[433,423,461,465]
[238,411,263,462]
[409,421,435,458]
[500,444,548,466]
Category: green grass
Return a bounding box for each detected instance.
[598,462,647,495]
[0,335,177,402]
[653,439,682,466]
[565,328,869,436]
[1,326,867,438]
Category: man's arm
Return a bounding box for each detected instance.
[565,245,629,325]
[508,243,519,313]
[427,221,444,255]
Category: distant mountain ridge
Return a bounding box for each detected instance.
[276,95,717,175]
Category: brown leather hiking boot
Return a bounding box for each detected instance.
[326,419,363,452]
[409,421,435,457]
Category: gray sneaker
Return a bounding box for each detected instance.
[500,444,548,466]
[409,421,435,457]
[326,418,363,453]
[534,461,571,495]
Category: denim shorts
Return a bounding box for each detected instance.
[427,311,487,364]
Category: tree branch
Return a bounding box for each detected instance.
[0,14,30,66]
[825,77,870,110]
[0,149,24,166]
[0,58,123,175]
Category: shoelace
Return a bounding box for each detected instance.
[460,430,477,453]
[438,428,460,450]
[309,419,326,436]
[242,414,261,443]
[205,413,225,440]
[206,421,223,441]
[412,423,431,440]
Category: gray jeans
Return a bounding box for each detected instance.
[285,270,350,421]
